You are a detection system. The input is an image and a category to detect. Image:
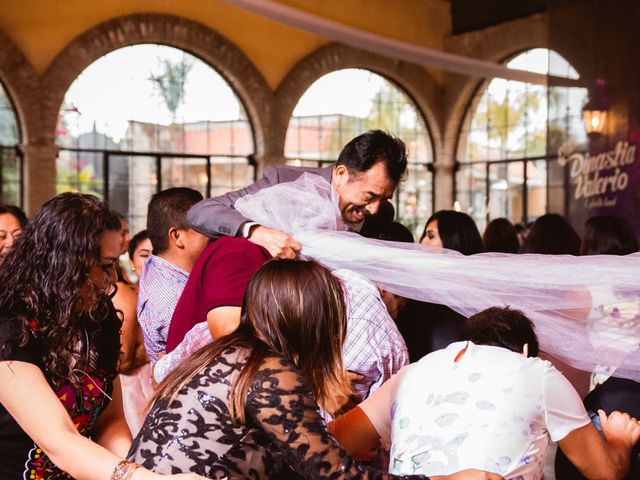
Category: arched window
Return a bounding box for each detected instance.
[0,81,21,206]
[56,44,254,233]
[285,69,433,237]
[455,49,587,230]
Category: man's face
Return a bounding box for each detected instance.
[332,162,396,224]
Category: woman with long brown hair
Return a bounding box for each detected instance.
[0,193,202,480]
[129,259,496,480]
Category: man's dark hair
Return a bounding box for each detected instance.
[147,188,203,255]
[460,306,539,356]
[0,204,28,228]
[336,130,408,184]
[581,215,639,256]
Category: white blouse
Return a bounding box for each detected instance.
[360,341,590,480]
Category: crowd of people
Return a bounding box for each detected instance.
[0,130,639,480]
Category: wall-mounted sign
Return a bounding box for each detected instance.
[558,139,637,210]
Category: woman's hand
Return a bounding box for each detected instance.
[432,469,504,480]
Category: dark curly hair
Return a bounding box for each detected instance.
[0,193,121,388]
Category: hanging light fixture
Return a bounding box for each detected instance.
[583,77,609,135]
[582,101,607,135]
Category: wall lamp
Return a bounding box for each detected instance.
[582,102,607,135]
[583,77,609,135]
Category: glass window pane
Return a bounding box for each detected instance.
[456,163,487,229]
[56,150,104,198]
[210,156,255,198]
[527,160,547,223]
[0,147,21,205]
[458,49,586,225]
[0,84,19,146]
[57,45,253,155]
[1,82,21,205]
[108,155,157,234]
[487,162,524,226]
[55,44,255,224]
[161,157,208,196]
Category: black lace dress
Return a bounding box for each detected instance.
[128,345,426,479]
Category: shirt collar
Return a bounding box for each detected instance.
[148,254,189,279]
[332,268,381,300]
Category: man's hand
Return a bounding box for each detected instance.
[248,225,301,259]
[600,409,640,449]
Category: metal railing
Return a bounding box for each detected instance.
[454,153,565,226]
[56,147,256,233]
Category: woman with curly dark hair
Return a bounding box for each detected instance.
[0,193,202,480]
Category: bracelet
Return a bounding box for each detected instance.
[111,460,141,480]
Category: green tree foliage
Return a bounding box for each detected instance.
[364,82,405,133]
[56,161,103,198]
[149,56,194,123]
[471,83,546,160]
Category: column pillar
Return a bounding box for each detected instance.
[20,143,59,216]
[433,161,455,212]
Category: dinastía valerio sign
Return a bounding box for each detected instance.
[557,139,637,209]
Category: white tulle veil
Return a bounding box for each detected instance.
[235,173,640,381]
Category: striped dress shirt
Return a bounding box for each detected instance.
[137,254,189,367]
[154,268,409,403]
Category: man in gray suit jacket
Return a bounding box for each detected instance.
[187,130,407,258]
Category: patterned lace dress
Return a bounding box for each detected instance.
[129,345,425,479]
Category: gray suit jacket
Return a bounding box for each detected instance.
[188,165,334,237]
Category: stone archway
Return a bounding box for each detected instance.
[0,29,47,212]
[40,13,273,157]
[273,43,444,165]
[439,13,549,209]
[0,30,42,145]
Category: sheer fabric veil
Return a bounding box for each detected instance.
[235,173,640,381]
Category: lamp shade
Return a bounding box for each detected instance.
[582,108,607,134]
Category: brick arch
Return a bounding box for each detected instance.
[272,43,444,164]
[40,13,273,157]
[0,29,42,144]
[456,47,586,167]
[442,15,550,170]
